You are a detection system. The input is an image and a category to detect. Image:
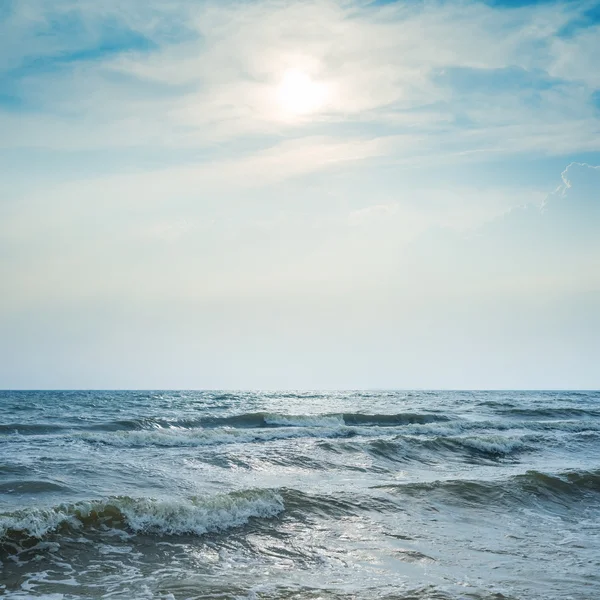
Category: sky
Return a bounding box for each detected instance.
[1,0,599,390]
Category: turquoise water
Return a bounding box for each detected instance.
[1,390,600,599]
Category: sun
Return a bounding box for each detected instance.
[276,69,327,117]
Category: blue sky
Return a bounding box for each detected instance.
[1,0,599,389]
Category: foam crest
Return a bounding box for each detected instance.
[0,489,284,544]
[444,435,530,456]
[87,411,454,434]
[118,490,284,535]
[263,414,345,428]
[79,426,354,448]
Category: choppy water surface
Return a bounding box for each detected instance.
[1,390,600,599]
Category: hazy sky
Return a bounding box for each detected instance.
[1,0,599,389]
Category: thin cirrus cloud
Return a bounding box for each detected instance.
[1,0,599,154]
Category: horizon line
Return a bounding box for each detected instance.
[1,388,598,393]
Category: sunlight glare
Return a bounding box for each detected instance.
[277,69,327,117]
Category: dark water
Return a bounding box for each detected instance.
[1,390,600,599]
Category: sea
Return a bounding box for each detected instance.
[1,390,599,600]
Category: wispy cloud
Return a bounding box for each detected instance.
[2,0,599,162]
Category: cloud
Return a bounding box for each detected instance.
[557,160,600,193]
[404,162,600,297]
[1,0,599,163]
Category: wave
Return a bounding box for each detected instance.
[76,413,451,447]
[423,434,532,457]
[0,423,67,435]
[0,463,32,476]
[264,414,345,427]
[0,480,70,494]
[92,413,347,432]
[526,420,600,433]
[499,407,600,419]
[516,468,600,497]
[373,419,600,436]
[340,413,449,426]
[329,434,532,466]
[280,488,398,519]
[376,468,600,508]
[6,468,593,550]
[80,425,507,451]
[81,422,558,458]
[78,426,355,448]
[0,489,284,548]
[8,413,600,448]
[82,412,451,433]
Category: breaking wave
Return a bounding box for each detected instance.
[78,412,451,434]
[422,434,532,457]
[327,434,533,465]
[78,426,354,448]
[0,489,284,548]
[5,469,595,551]
[75,413,449,448]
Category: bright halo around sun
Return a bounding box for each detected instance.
[276,69,328,117]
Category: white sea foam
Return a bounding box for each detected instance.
[449,435,528,455]
[78,425,353,448]
[0,489,284,540]
[0,507,81,540]
[119,490,284,535]
[263,414,345,428]
[399,422,472,436]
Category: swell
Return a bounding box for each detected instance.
[0,423,68,435]
[280,488,399,519]
[331,434,533,467]
[321,430,600,469]
[85,412,450,433]
[0,489,284,550]
[3,470,599,561]
[499,407,600,419]
[7,412,600,442]
[5,468,595,550]
[376,468,600,509]
[340,413,449,426]
[78,426,356,448]
[75,413,452,448]
[416,434,533,458]
[0,487,399,554]
[79,424,503,450]
[78,420,595,456]
[0,480,70,494]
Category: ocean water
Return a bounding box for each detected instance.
[1,391,600,600]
